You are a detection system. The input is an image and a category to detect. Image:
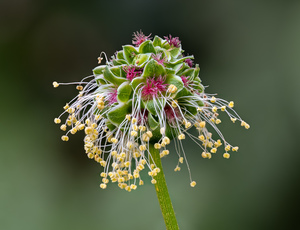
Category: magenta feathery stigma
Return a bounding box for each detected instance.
[53,31,250,191]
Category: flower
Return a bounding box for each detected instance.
[53,31,249,191]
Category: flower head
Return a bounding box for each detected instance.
[53,31,249,191]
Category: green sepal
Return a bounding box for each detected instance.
[103,66,127,86]
[153,36,163,47]
[193,77,204,93]
[190,64,200,81]
[174,87,193,99]
[110,66,121,77]
[107,100,132,126]
[117,81,132,103]
[106,120,116,132]
[139,40,156,54]
[95,75,108,85]
[113,59,127,66]
[133,53,151,67]
[170,55,194,65]
[130,76,145,90]
[145,98,166,115]
[169,47,181,59]
[148,113,159,130]
[93,65,106,75]
[176,63,190,76]
[141,60,166,78]
[117,51,125,60]
[123,45,139,64]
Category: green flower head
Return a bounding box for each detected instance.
[53,31,249,191]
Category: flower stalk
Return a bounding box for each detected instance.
[149,144,179,230]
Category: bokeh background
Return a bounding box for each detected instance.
[1,0,299,229]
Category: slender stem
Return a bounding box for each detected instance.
[149,144,179,230]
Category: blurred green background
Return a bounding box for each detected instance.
[1,0,299,229]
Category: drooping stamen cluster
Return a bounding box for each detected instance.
[164,35,181,48]
[53,31,250,191]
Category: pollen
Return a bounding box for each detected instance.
[139,145,146,151]
[100,183,107,189]
[151,179,157,184]
[54,118,61,124]
[146,131,153,138]
[53,81,59,88]
[178,133,185,140]
[231,117,237,123]
[163,137,170,145]
[60,124,67,131]
[223,153,230,159]
[126,114,131,121]
[190,181,196,187]
[210,96,216,103]
[174,166,181,171]
[168,84,177,93]
[61,135,69,141]
[76,85,83,91]
[139,126,146,131]
[172,100,178,108]
[221,106,226,111]
[131,131,138,137]
[199,121,206,128]
[111,138,118,144]
[212,106,218,112]
[154,143,161,149]
[228,101,234,108]
[232,146,239,151]
[132,118,137,124]
[179,157,184,163]
[70,128,77,134]
[210,148,217,153]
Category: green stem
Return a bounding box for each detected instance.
[149,144,179,230]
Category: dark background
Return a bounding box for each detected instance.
[1,0,300,229]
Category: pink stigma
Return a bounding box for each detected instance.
[123,66,143,81]
[180,76,190,88]
[132,31,151,47]
[107,89,118,105]
[164,35,181,48]
[165,106,182,125]
[141,76,167,100]
[185,58,193,67]
[152,53,166,65]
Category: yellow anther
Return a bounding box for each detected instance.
[167,84,177,93]
[228,101,234,108]
[100,161,106,167]
[132,118,137,124]
[63,104,69,110]
[154,168,160,173]
[245,123,250,129]
[127,141,134,149]
[178,133,185,140]
[133,124,138,131]
[154,143,161,149]
[232,146,239,152]
[76,85,83,91]
[141,159,147,165]
[100,183,107,189]
[210,148,217,153]
[216,119,221,124]
[102,178,109,184]
[174,166,181,171]
[150,164,155,170]
[223,153,230,159]
[139,180,144,185]
[225,145,231,151]
[163,137,170,145]
[126,114,131,121]
[190,181,196,187]
[120,152,126,158]
[198,135,205,141]
[212,106,218,112]
[162,150,169,156]
[146,131,153,138]
[85,119,90,125]
[221,106,226,111]
[197,107,203,112]
[134,173,139,178]
[70,128,77,134]
[111,151,117,157]
[54,118,61,124]
[60,124,67,131]
[201,152,207,158]
[210,96,216,103]
[139,125,146,131]
[231,117,237,123]
[206,152,212,159]
[210,118,215,123]
[160,152,165,158]
[85,127,93,135]
[171,100,178,108]
[185,121,192,129]
[139,145,146,151]
[179,157,184,163]
[76,124,84,130]
[87,152,94,159]
[130,184,137,190]
[130,131,137,137]
[67,108,75,114]
[160,127,165,135]
[111,138,118,144]
[95,114,101,120]
[61,135,69,141]
[52,81,59,88]
[100,172,107,177]
[199,121,206,128]
[148,171,153,176]
[151,179,157,184]
[133,152,140,158]
[91,123,97,129]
